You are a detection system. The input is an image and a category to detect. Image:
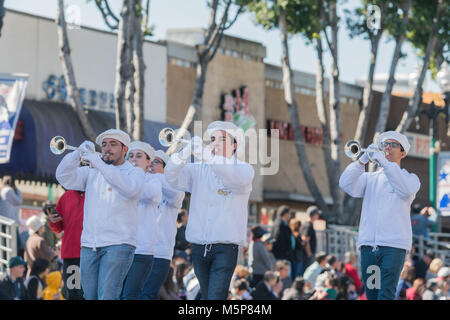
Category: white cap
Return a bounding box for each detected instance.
[128,141,155,159]
[26,215,45,235]
[376,131,411,154]
[154,150,169,165]
[437,266,450,278]
[206,121,245,158]
[95,129,131,147]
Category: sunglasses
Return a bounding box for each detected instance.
[151,159,164,165]
[381,141,402,149]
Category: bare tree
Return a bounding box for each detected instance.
[56,0,97,142]
[167,0,245,155]
[0,0,5,38]
[396,0,445,133]
[373,0,411,137]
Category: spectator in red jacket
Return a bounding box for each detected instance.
[48,190,84,300]
[344,251,362,293]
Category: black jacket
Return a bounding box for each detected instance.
[0,273,29,300]
[271,219,294,261]
[251,281,280,300]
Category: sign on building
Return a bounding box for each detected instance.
[437,151,450,217]
[220,86,256,132]
[405,132,430,159]
[0,74,28,164]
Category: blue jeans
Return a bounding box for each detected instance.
[121,254,153,300]
[291,261,304,280]
[191,243,238,300]
[140,257,171,300]
[80,244,135,300]
[360,245,406,300]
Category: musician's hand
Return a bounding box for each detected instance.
[195,145,213,163]
[81,152,103,168]
[78,141,95,153]
[359,152,370,165]
[371,150,388,167]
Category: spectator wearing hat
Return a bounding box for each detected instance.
[165,121,254,300]
[121,142,162,300]
[0,256,28,300]
[414,250,434,280]
[55,129,146,300]
[437,266,450,282]
[339,131,420,300]
[248,226,273,288]
[300,205,321,269]
[24,215,58,277]
[141,150,185,300]
[271,205,294,262]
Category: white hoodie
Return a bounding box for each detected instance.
[135,173,162,255]
[152,173,185,260]
[339,161,420,252]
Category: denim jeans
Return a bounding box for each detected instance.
[360,245,406,300]
[291,261,304,280]
[121,254,153,300]
[191,243,239,300]
[80,244,135,300]
[140,257,171,300]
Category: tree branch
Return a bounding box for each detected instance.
[94,0,120,30]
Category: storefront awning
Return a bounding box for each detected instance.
[0,99,177,183]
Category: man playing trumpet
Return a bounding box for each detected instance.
[55,129,145,300]
[165,121,254,300]
[339,131,420,300]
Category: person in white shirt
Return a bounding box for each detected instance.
[165,121,255,300]
[339,131,420,300]
[55,129,145,300]
[121,141,162,300]
[141,150,185,300]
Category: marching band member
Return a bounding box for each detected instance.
[140,150,185,300]
[339,131,420,300]
[55,129,145,300]
[121,141,162,300]
[164,121,254,300]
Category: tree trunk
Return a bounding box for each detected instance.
[279,11,332,220]
[132,8,145,142]
[114,0,134,132]
[326,1,344,223]
[373,0,411,137]
[396,0,444,133]
[56,0,97,142]
[167,59,207,155]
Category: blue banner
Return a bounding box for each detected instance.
[0,74,28,164]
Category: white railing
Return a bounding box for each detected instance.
[413,233,450,265]
[0,216,18,271]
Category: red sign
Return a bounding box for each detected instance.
[267,119,324,147]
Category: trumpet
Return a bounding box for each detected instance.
[158,127,191,147]
[344,140,383,164]
[50,136,101,167]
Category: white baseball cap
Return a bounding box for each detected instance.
[128,141,155,159]
[376,131,411,154]
[95,129,131,147]
[154,150,169,165]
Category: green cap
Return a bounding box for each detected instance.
[8,256,27,268]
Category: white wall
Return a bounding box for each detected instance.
[0,10,167,123]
